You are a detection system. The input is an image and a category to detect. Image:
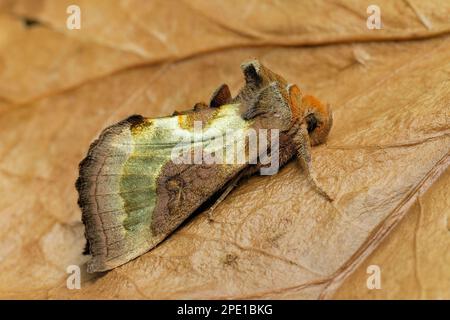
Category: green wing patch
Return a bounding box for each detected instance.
[77,104,251,272]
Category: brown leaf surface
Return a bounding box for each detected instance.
[334,169,450,299]
[0,1,449,299]
[2,0,450,103]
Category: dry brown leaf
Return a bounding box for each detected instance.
[2,0,450,103]
[0,1,449,299]
[334,169,450,299]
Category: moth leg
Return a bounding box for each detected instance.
[206,171,244,222]
[175,187,184,205]
[294,123,333,202]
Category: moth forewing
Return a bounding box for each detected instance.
[78,104,253,272]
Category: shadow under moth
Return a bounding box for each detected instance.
[76,60,333,273]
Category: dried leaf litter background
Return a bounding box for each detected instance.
[0,0,449,299]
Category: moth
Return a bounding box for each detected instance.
[76,60,333,273]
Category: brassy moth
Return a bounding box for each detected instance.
[76,60,333,272]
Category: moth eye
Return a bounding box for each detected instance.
[305,114,318,133]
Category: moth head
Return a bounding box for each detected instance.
[301,95,333,146]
